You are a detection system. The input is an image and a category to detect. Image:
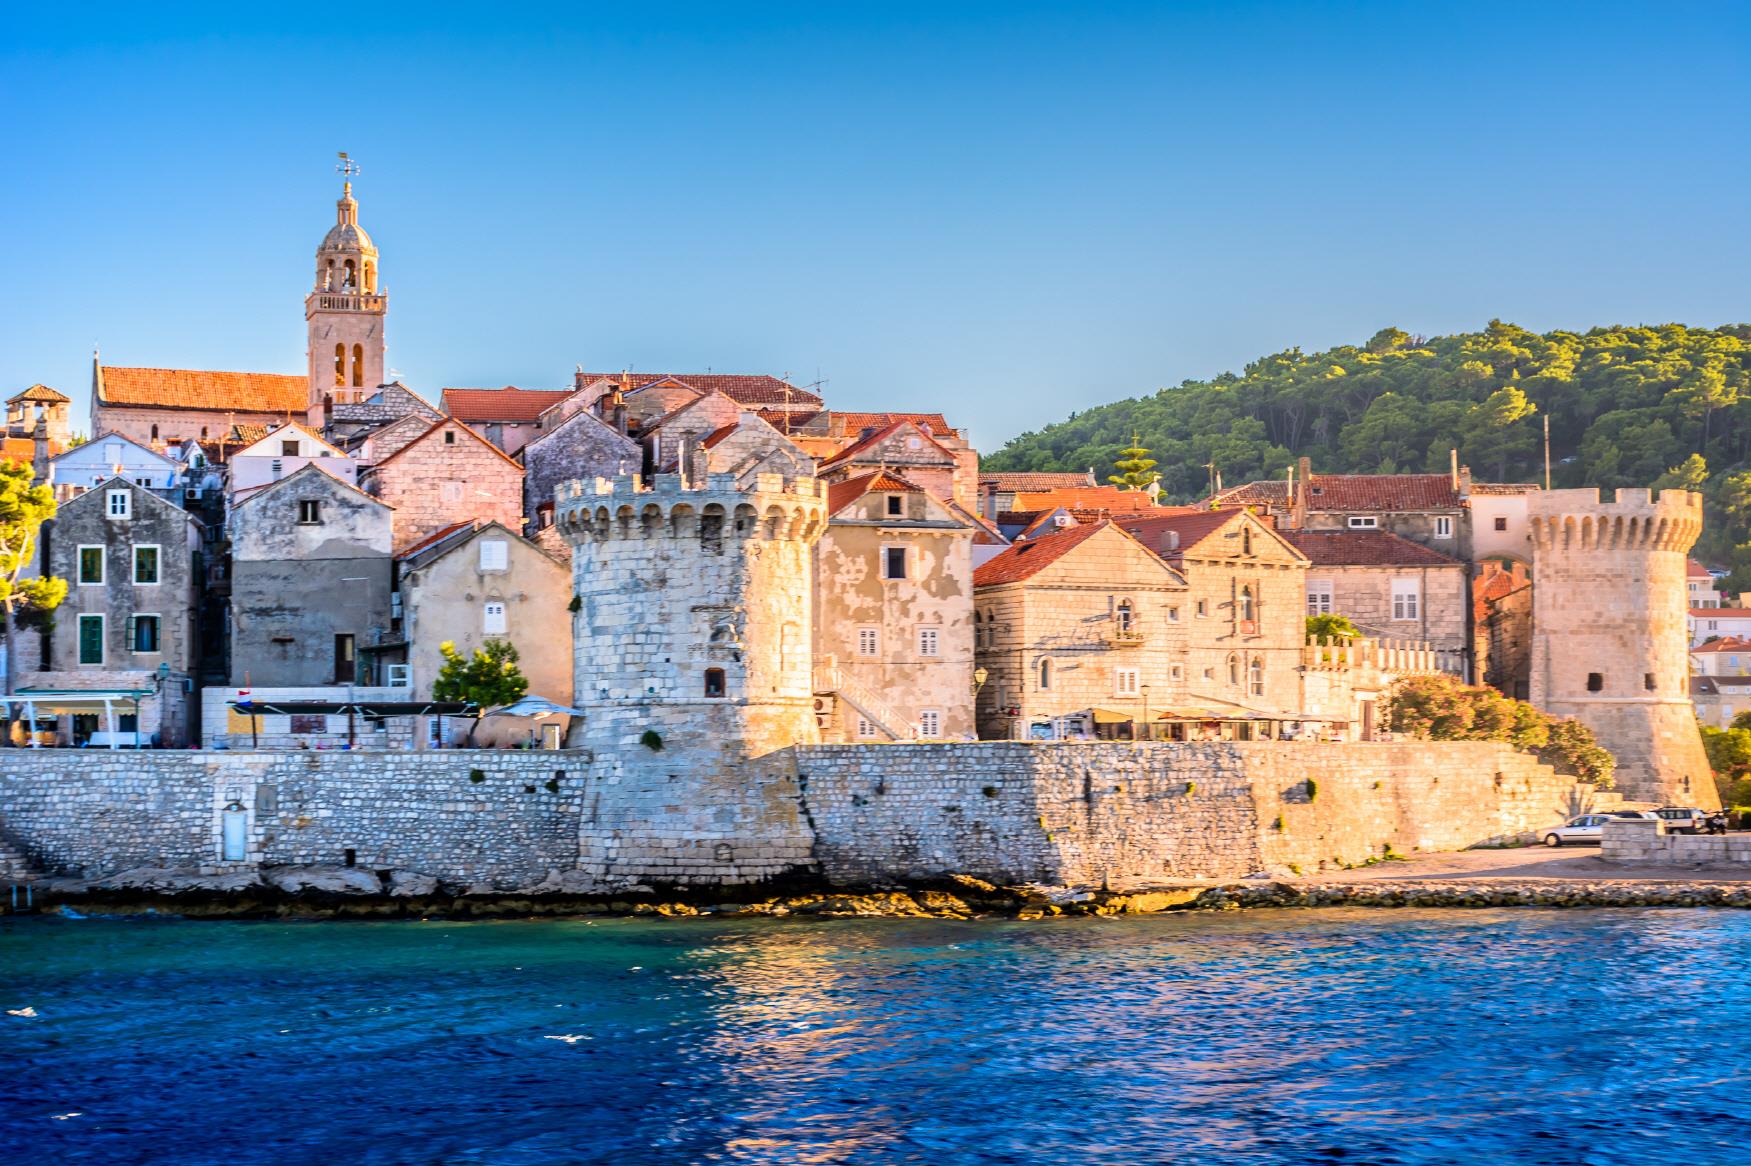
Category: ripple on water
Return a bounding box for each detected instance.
[0,908,1745,1166]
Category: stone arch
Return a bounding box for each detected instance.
[615,505,635,540]
[669,502,697,539]
[592,507,611,539]
[762,504,786,540]
[700,503,726,553]
[733,503,757,538]
[640,503,664,539]
[333,343,346,387]
[1561,515,1577,549]
[351,343,364,388]
[343,258,357,289]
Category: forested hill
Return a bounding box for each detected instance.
[984,321,1751,573]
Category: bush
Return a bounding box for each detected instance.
[1702,724,1751,804]
[640,729,664,752]
[1387,673,1614,787]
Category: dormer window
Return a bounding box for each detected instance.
[1348,516,1378,529]
[886,494,904,517]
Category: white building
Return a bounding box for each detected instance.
[47,433,182,501]
[1691,607,1751,647]
[228,422,357,497]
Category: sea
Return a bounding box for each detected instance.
[1,908,1742,1165]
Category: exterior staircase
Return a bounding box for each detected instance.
[816,658,912,741]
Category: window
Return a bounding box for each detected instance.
[478,540,509,572]
[133,477,153,489]
[1306,580,1334,616]
[918,709,942,738]
[1038,659,1051,690]
[1434,516,1454,539]
[886,494,904,517]
[856,626,880,657]
[1169,664,1184,681]
[334,343,346,386]
[1116,600,1134,632]
[918,627,940,657]
[291,714,327,735]
[1587,672,1604,692]
[1115,667,1139,696]
[298,499,321,524]
[1645,673,1657,692]
[78,614,103,665]
[444,429,457,445]
[483,602,507,634]
[1238,586,1255,622]
[1391,578,1420,621]
[1242,527,1253,556]
[1494,516,1508,531]
[106,489,130,519]
[1227,654,1239,686]
[1347,515,1378,529]
[1167,605,1180,622]
[77,546,104,585]
[130,614,161,654]
[856,716,877,740]
[1249,657,1264,696]
[133,546,159,585]
[334,634,356,683]
[1195,599,1208,618]
[882,546,907,580]
[351,343,363,387]
[704,667,726,698]
[281,440,299,457]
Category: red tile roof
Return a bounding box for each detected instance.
[1205,480,1290,508]
[825,469,926,517]
[1689,558,1716,578]
[588,373,822,408]
[98,365,307,414]
[980,471,1096,492]
[817,419,956,469]
[0,438,41,463]
[1693,636,1751,654]
[1695,608,1751,618]
[1300,473,1461,511]
[1283,529,1462,567]
[440,387,573,423]
[1115,509,1248,558]
[699,423,740,450]
[1010,486,1160,513]
[973,520,1111,586]
[831,411,955,438]
[8,384,70,405]
[397,519,478,560]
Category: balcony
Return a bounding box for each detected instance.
[311,292,387,314]
[1103,626,1146,647]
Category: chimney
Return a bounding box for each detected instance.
[1293,456,1312,529]
[574,365,585,392]
[1449,448,1460,490]
[1163,530,1180,552]
[31,409,49,485]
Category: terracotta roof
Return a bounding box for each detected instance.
[98,365,306,414]
[825,469,926,517]
[440,387,573,423]
[1693,637,1751,654]
[1115,509,1248,558]
[1689,559,1716,578]
[1283,529,1462,567]
[1695,608,1751,618]
[9,384,70,405]
[699,423,740,449]
[946,500,1006,545]
[980,471,1096,492]
[974,520,1111,586]
[1009,487,1160,513]
[818,419,956,470]
[1301,473,1461,511]
[1206,480,1290,508]
[588,373,822,408]
[1693,676,1751,694]
[0,438,40,464]
[830,411,955,438]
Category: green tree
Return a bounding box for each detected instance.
[1653,452,1708,493]
[1107,432,1160,492]
[1305,613,1362,641]
[431,639,529,744]
[0,461,65,701]
[1387,673,1614,785]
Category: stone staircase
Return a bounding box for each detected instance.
[0,831,34,883]
[816,658,912,741]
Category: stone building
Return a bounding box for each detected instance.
[1691,675,1751,730]
[441,387,573,455]
[816,419,963,506]
[227,422,355,498]
[1689,559,1724,608]
[520,407,639,534]
[978,470,1097,519]
[304,180,387,421]
[973,520,1189,740]
[33,477,201,745]
[1691,636,1751,678]
[1117,508,1312,719]
[1474,559,1533,700]
[1691,603,1751,647]
[6,384,70,447]
[395,520,573,730]
[90,360,308,448]
[228,464,394,687]
[814,470,975,741]
[1282,529,1469,674]
[1528,487,1713,806]
[358,417,525,553]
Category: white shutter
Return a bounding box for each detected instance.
[478,539,509,571]
[483,602,507,634]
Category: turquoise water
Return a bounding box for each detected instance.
[0,910,1741,1165]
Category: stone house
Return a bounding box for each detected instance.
[1282,529,1469,674]
[1691,675,1751,729]
[816,419,962,505]
[814,470,975,741]
[440,387,573,455]
[228,422,356,497]
[32,477,202,745]
[973,520,1189,740]
[520,407,639,535]
[978,470,1097,519]
[1691,636,1751,678]
[1474,559,1533,700]
[1689,559,1724,609]
[357,416,525,553]
[228,464,394,686]
[394,520,574,732]
[6,384,71,447]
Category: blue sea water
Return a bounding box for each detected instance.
[0,909,1742,1165]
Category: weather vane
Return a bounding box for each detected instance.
[336,151,360,179]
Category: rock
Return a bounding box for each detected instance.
[945,873,997,894]
[91,867,264,894]
[263,866,384,895]
[911,890,972,916]
[387,870,439,897]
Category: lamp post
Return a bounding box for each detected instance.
[972,667,989,740]
[1140,684,1151,744]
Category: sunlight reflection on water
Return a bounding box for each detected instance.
[1,909,1745,1165]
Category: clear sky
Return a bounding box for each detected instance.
[4,2,1747,452]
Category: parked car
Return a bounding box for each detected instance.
[1653,808,1709,834]
[1602,810,1658,820]
[1542,815,1625,847]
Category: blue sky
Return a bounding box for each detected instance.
[4,2,1747,451]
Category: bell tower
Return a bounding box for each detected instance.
[305,155,386,423]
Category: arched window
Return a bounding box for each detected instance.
[343,259,356,290]
[1227,653,1239,686]
[333,343,346,386]
[1116,600,1134,633]
[149,424,159,442]
[324,259,335,291]
[200,426,209,439]
[704,668,726,698]
[351,344,364,387]
[1249,657,1264,696]
[1038,658,1052,690]
[364,261,375,292]
[1239,586,1255,622]
[1242,527,1253,556]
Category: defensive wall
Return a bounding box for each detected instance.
[0,742,1610,890]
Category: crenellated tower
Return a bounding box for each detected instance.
[304,180,387,423]
[1528,487,1714,806]
[554,468,826,886]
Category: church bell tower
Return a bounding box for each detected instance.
[305,156,387,423]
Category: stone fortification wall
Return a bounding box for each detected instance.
[1601,818,1751,866]
[0,741,1603,890]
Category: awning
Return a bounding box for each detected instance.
[1154,700,1277,721]
[230,700,474,717]
[7,688,153,711]
[485,695,586,718]
[1087,707,1134,725]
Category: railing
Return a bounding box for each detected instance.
[1103,627,1146,647]
[815,657,910,740]
[1301,635,1458,676]
[313,293,387,313]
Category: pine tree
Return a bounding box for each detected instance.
[1108,432,1160,492]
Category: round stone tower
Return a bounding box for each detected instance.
[554,469,826,886]
[1528,487,1714,807]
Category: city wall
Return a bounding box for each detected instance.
[0,742,1607,890]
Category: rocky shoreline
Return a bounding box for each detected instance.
[14,866,1751,919]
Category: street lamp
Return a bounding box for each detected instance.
[1140,684,1152,743]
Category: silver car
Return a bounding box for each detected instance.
[1542,814,1623,847]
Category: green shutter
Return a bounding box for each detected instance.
[78,616,103,665]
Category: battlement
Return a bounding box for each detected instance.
[554,470,825,546]
[1527,487,1702,553]
[556,470,822,504]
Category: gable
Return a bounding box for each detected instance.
[55,431,173,471]
[821,420,956,472]
[371,417,526,476]
[1030,523,1187,589]
[236,422,345,460]
[624,380,704,427]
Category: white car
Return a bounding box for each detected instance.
[1542,814,1628,847]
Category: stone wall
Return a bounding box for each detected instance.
[1601,818,1751,866]
[0,740,1605,890]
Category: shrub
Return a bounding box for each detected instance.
[1304,778,1318,801]
[1387,673,1614,787]
[468,768,486,784]
[640,729,664,752]
[568,595,582,613]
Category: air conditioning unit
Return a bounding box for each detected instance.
[386,664,412,688]
[1053,513,1074,528]
[812,695,836,714]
